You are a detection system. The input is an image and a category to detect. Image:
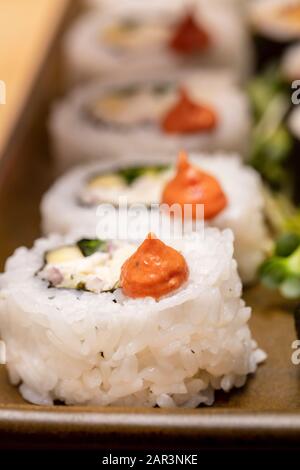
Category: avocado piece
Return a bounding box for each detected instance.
[45,246,83,264]
[88,173,125,189]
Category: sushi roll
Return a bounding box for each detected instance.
[0,230,265,407]
[64,0,253,83]
[281,42,300,81]
[248,0,300,70]
[41,152,270,283]
[50,72,252,169]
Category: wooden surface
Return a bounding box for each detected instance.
[0,0,71,156]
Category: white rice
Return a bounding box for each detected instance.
[49,72,252,170]
[41,153,270,283]
[65,0,252,83]
[0,229,265,407]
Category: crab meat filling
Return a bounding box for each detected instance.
[80,165,172,206]
[38,239,136,294]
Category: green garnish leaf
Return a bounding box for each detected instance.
[248,65,293,192]
[250,126,293,190]
[263,188,300,236]
[259,234,300,299]
[259,258,287,288]
[263,127,292,164]
[275,233,300,257]
[247,64,287,121]
[77,239,108,257]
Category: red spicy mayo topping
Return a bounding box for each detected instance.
[161,151,227,220]
[161,88,217,134]
[169,13,210,54]
[120,233,189,300]
[275,5,300,25]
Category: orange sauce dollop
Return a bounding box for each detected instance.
[161,151,227,220]
[169,13,210,54]
[120,233,189,300]
[275,5,300,25]
[161,88,217,134]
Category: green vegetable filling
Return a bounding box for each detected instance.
[152,83,173,95]
[116,165,169,185]
[77,239,108,257]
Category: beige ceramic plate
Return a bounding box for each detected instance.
[1,120,299,449]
